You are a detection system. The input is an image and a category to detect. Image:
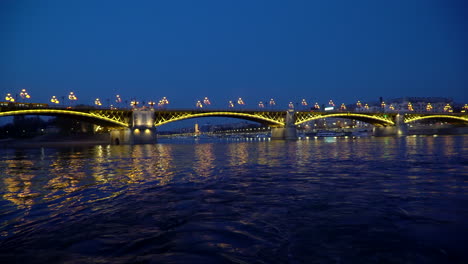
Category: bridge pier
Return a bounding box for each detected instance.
[110,108,157,145]
[271,110,297,140]
[373,113,408,137]
[110,127,157,145]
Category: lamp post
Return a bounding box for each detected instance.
[301,99,308,110]
[68,92,77,106]
[50,96,60,104]
[130,99,139,108]
[95,98,102,107]
[203,97,211,107]
[5,93,15,102]
[19,89,31,102]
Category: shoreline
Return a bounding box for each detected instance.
[0,134,110,148]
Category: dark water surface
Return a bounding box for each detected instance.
[1,136,467,263]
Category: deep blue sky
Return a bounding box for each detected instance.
[1,0,467,108]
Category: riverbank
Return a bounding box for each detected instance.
[0,134,110,148]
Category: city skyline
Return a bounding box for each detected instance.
[1,0,467,108]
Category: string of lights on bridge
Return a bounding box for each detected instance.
[3,89,468,113]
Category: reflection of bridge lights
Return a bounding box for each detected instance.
[301,99,307,106]
[95,98,102,106]
[269,98,275,106]
[50,96,60,104]
[228,100,234,108]
[258,101,264,108]
[196,100,203,108]
[20,89,31,99]
[5,93,15,102]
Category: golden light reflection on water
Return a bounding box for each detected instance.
[193,143,215,178]
[0,135,466,211]
[2,158,38,210]
[228,142,249,167]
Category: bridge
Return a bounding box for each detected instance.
[1,102,467,144]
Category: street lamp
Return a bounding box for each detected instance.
[356,100,362,108]
[340,103,346,111]
[196,100,203,108]
[130,99,139,108]
[426,103,433,112]
[20,89,31,101]
[269,98,275,107]
[228,100,234,108]
[148,101,156,108]
[203,97,211,106]
[5,93,15,102]
[50,96,60,104]
[95,98,102,107]
[68,92,77,105]
[258,101,265,108]
[314,102,320,110]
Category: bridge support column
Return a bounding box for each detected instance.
[373,113,407,137]
[110,108,157,145]
[110,128,157,145]
[271,110,297,140]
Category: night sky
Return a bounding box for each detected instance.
[1,0,467,109]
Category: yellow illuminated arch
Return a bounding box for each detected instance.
[0,109,129,127]
[295,112,395,126]
[154,111,285,127]
[404,114,468,124]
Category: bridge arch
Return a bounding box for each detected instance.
[0,109,130,128]
[295,112,395,127]
[154,110,285,127]
[404,114,468,124]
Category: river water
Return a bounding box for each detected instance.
[0,135,467,263]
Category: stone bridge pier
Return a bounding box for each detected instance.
[271,110,297,140]
[373,113,408,136]
[110,109,157,145]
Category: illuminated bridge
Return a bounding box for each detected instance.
[1,103,467,143]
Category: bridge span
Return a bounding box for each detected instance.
[1,102,467,144]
